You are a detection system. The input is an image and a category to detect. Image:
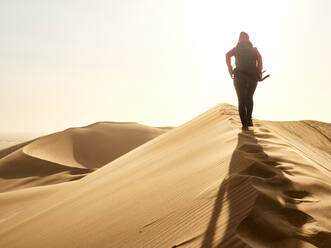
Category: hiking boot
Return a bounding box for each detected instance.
[242,125,249,131]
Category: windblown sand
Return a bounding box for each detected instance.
[0,104,330,248]
[0,122,167,193]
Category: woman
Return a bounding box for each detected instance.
[226,32,263,131]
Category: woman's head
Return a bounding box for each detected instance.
[238,32,249,42]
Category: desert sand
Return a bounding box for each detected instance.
[0,103,330,248]
[0,122,167,193]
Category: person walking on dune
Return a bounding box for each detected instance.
[226,32,263,131]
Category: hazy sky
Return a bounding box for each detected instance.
[1,0,330,133]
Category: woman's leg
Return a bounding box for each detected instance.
[246,80,258,125]
[234,75,248,127]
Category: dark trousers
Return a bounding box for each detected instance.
[233,72,258,126]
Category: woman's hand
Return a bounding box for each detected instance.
[228,67,233,79]
[258,70,262,80]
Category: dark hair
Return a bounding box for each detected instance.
[239,32,249,41]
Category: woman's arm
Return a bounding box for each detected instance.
[226,47,235,78]
[255,48,263,78]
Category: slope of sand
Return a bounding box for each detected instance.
[0,104,330,248]
[0,122,167,193]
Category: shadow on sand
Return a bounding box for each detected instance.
[200,130,331,248]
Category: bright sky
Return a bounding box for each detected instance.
[1,0,330,133]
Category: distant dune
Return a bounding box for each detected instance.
[0,122,168,193]
[0,104,330,248]
[0,133,39,150]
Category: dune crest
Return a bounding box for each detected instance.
[0,122,167,193]
[0,103,330,248]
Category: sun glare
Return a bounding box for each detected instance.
[178,0,289,54]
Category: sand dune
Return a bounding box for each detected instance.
[0,104,330,248]
[0,122,167,193]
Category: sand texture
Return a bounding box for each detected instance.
[0,104,330,248]
[0,122,167,193]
